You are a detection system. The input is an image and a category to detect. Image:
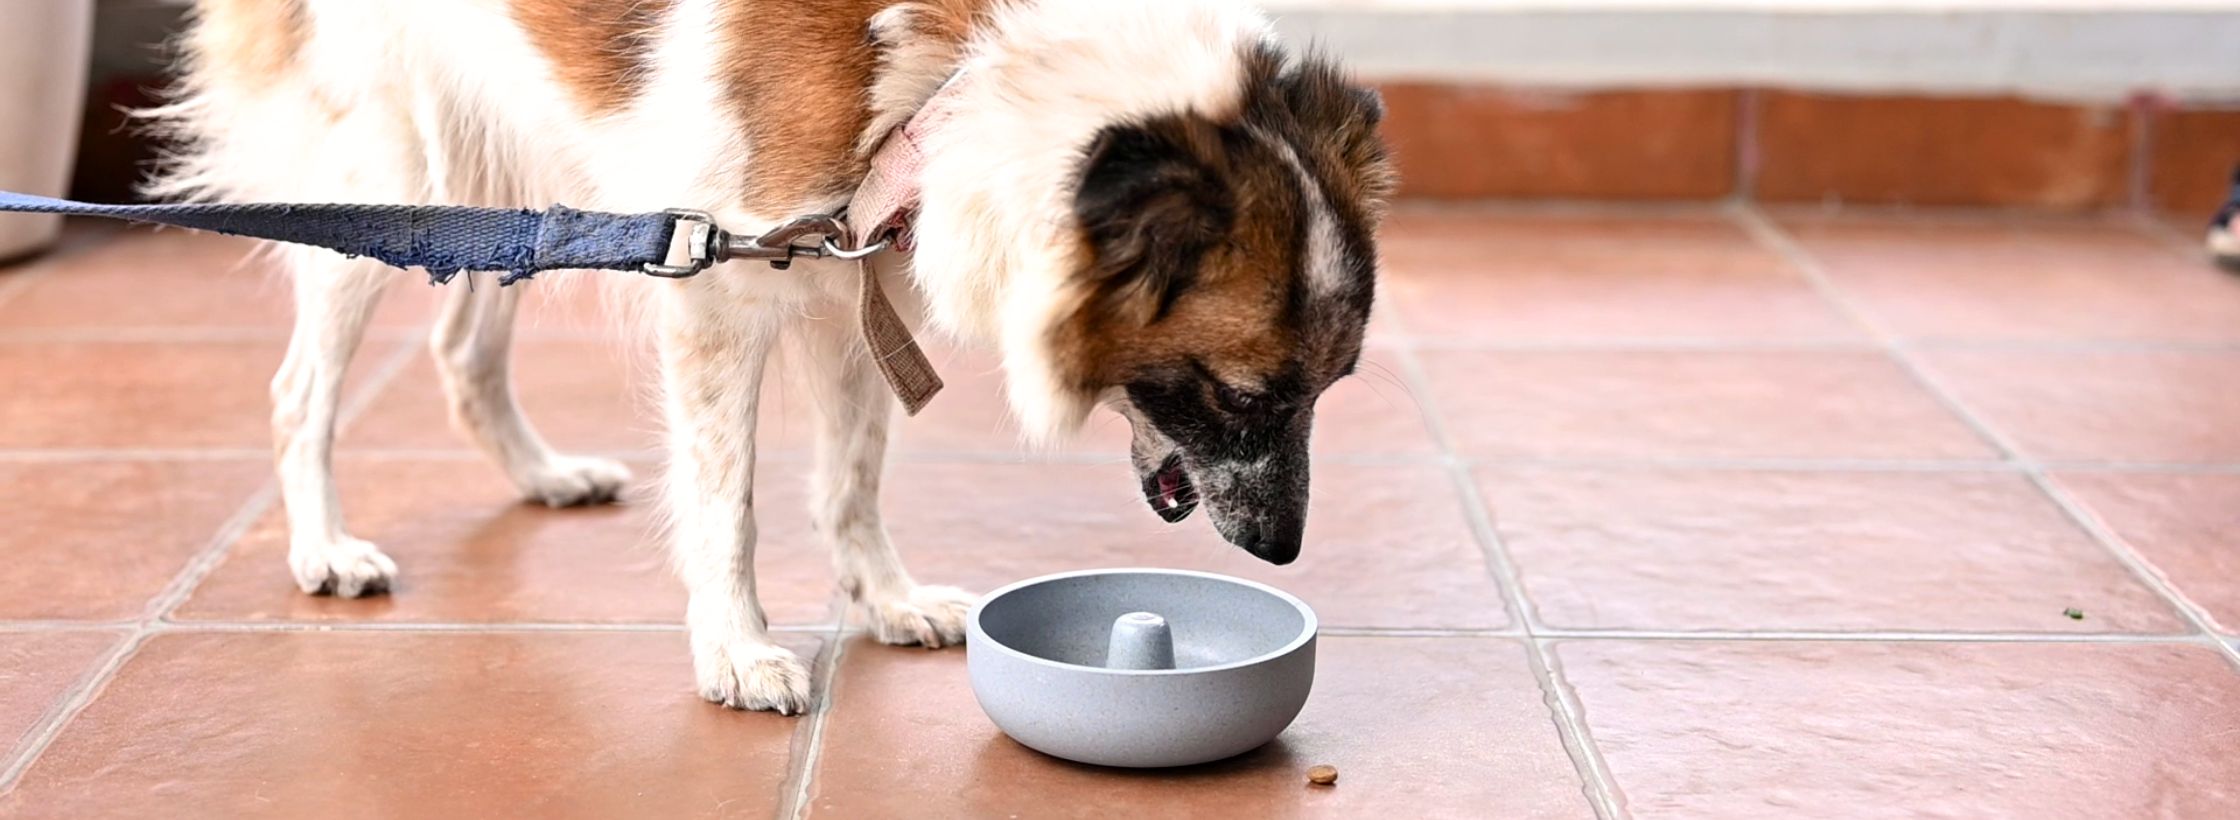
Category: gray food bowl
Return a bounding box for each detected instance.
[966,568,1318,768]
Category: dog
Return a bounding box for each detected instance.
[155,0,1393,713]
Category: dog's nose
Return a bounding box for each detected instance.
[1235,520,1303,566]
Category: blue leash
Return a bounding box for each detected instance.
[0,190,680,285]
[0,189,948,411]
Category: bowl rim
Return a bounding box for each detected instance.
[967,567,1319,677]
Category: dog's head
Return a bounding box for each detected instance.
[907,3,1393,565]
[1076,56,1390,565]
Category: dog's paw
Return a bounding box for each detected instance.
[289,536,398,598]
[696,642,813,715]
[862,585,978,649]
[517,455,632,508]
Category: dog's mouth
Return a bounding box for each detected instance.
[1141,454,1200,523]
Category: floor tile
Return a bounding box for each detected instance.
[810,637,1592,819]
[1418,350,1994,460]
[1925,350,2240,463]
[0,340,402,450]
[2057,472,2240,633]
[1382,211,1858,343]
[0,460,270,620]
[873,461,1508,630]
[342,338,659,455]
[0,229,429,333]
[1556,640,2240,818]
[0,632,120,763]
[1778,215,2240,342]
[3,632,816,818]
[176,458,839,626]
[1480,468,2181,633]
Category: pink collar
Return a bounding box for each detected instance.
[847,76,965,252]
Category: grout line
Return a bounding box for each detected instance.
[2024,474,2240,664]
[0,328,338,344]
[1730,207,1942,376]
[1378,300,1626,819]
[1734,206,2023,465]
[138,486,280,623]
[1747,204,2141,227]
[144,620,837,634]
[0,631,151,793]
[1390,338,1880,352]
[1529,636,1612,810]
[1391,199,1732,219]
[1533,628,2212,644]
[1375,337,2240,354]
[2042,461,2240,475]
[1464,466,1623,820]
[779,624,850,820]
[1470,456,2027,473]
[2127,208,2214,264]
[1907,339,2240,353]
[1737,204,2240,674]
[0,334,429,794]
[1319,626,1523,637]
[0,449,275,462]
[0,326,620,345]
[0,620,140,633]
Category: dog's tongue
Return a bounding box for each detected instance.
[1157,469,1184,509]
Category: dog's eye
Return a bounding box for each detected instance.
[1212,382,1266,415]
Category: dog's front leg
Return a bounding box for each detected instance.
[658,291,807,713]
[791,309,976,648]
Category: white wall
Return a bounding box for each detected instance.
[1264,0,2240,103]
[88,0,2240,103]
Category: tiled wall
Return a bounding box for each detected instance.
[1381,84,2240,216]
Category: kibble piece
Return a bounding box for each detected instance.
[1306,764,1339,786]
[2064,607,2085,620]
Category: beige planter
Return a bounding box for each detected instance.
[0,0,95,260]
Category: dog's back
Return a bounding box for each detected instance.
[159,0,923,221]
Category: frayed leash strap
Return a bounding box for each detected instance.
[855,257,943,415]
[0,191,675,285]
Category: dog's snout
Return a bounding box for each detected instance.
[1227,518,1304,566]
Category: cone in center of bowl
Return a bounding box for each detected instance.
[1105,611,1176,670]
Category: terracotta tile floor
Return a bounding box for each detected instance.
[4,207,2240,818]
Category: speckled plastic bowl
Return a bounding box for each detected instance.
[966,568,1318,768]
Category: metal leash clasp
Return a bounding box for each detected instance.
[646,210,890,278]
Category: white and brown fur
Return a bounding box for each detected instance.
[155,0,1392,713]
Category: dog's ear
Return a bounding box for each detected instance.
[1354,87,1385,127]
[1073,116,1235,326]
[1277,56,1398,217]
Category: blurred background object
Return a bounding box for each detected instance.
[0,0,93,259]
